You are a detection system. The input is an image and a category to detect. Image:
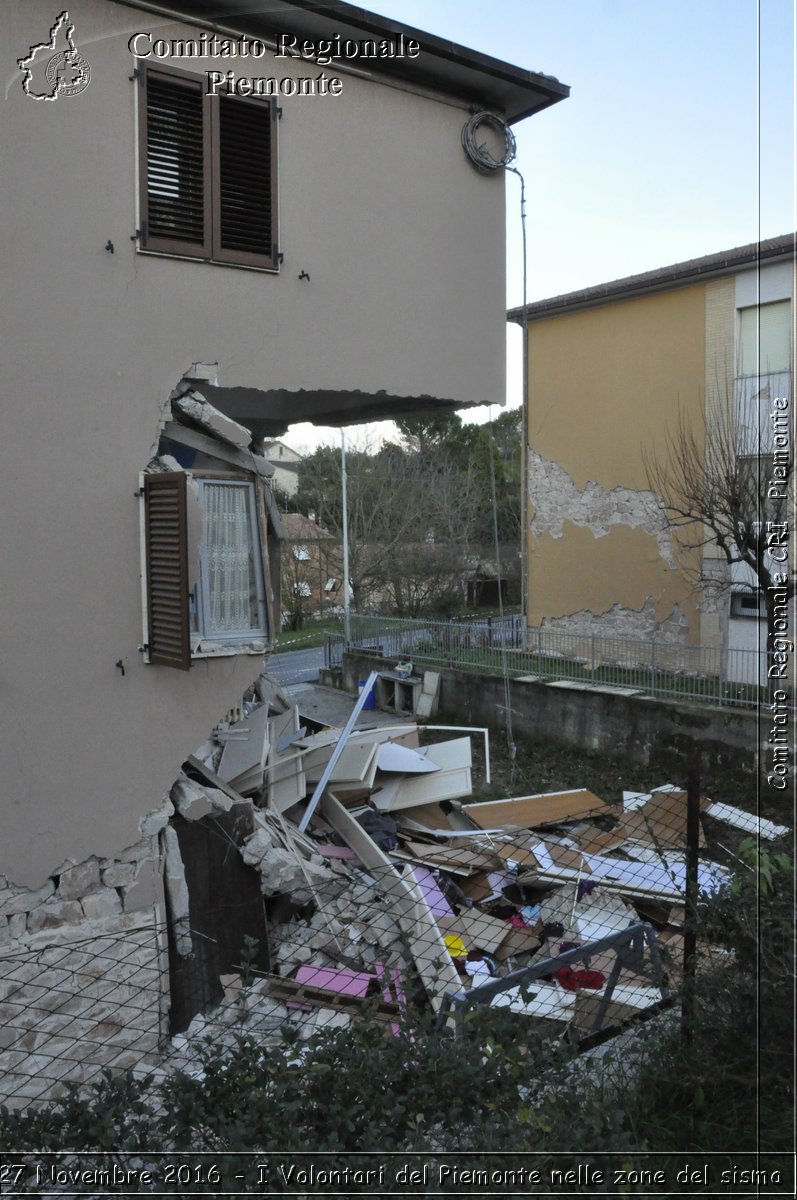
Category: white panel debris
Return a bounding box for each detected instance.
[704,801,790,841]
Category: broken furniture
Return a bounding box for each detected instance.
[165,677,767,1060]
[374,669,441,718]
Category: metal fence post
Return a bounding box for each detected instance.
[681,750,701,1047]
[650,640,656,695]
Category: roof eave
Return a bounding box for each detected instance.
[117,0,569,123]
[509,233,796,323]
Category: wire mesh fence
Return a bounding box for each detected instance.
[0,914,166,1110]
[325,613,767,707]
[3,729,790,1191]
[1,747,746,1118]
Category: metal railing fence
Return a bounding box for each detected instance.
[326,613,767,708]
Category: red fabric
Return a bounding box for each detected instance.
[554,966,606,992]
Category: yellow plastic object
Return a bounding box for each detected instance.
[444,934,467,959]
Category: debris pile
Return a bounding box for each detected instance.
[165,673,786,1058]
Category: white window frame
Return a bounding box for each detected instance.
[195,478,268,644]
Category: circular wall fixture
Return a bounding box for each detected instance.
[461,111,517,173]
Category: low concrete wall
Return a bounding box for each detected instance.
[342,653,760,773]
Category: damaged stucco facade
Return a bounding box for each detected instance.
[523,285,706,641]
[2,0,519,884]
[514,235,795,656]
[1,0,567,1103]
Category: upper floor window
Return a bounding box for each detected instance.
[738,300,791,377]
[138,64,279,270]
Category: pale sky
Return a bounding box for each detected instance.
[287,0,796,453]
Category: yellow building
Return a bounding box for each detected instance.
[509,234,794,667]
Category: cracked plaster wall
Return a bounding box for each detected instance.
[528,449,675,567]
[2,0,510,892]
[525,282,707,642]
[540,598,688,643]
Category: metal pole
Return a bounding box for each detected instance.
[298,671,378,833]
[681,748,701,1047]
[341,428,351,647]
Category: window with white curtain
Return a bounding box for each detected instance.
[196,480,267,641]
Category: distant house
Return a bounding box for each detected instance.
[509,233,793,680]
[1,0,567,1102]
[280,512,343,625]
[262,440,302,500]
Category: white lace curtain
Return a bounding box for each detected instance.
[203,483,257,633]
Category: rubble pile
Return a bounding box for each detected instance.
[166,673,788,1055]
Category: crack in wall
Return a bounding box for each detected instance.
[528,450,675,568]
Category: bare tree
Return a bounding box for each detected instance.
[644,391,793,684]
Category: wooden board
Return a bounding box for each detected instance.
[437,910,516,957]
[493,926,543,961]
[466,789,608,830]
[400,841,499,872]
[622,788,706,849]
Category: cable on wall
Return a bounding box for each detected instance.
[461,111,517,173]
[462,110,529,770]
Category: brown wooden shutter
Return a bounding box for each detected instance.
[213,95,277,267]
[144,473,191,670]
[140,67,211,257]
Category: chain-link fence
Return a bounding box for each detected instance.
[325,613,767,707]
[3,712,761,1117]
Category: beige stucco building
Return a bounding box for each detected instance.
[510,234,794,673]
[0,0,567,1103]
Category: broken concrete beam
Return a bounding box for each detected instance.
[8,913,26,939]
[170,776,214,822]
[174,392,252,449]
[245,833,330,900]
